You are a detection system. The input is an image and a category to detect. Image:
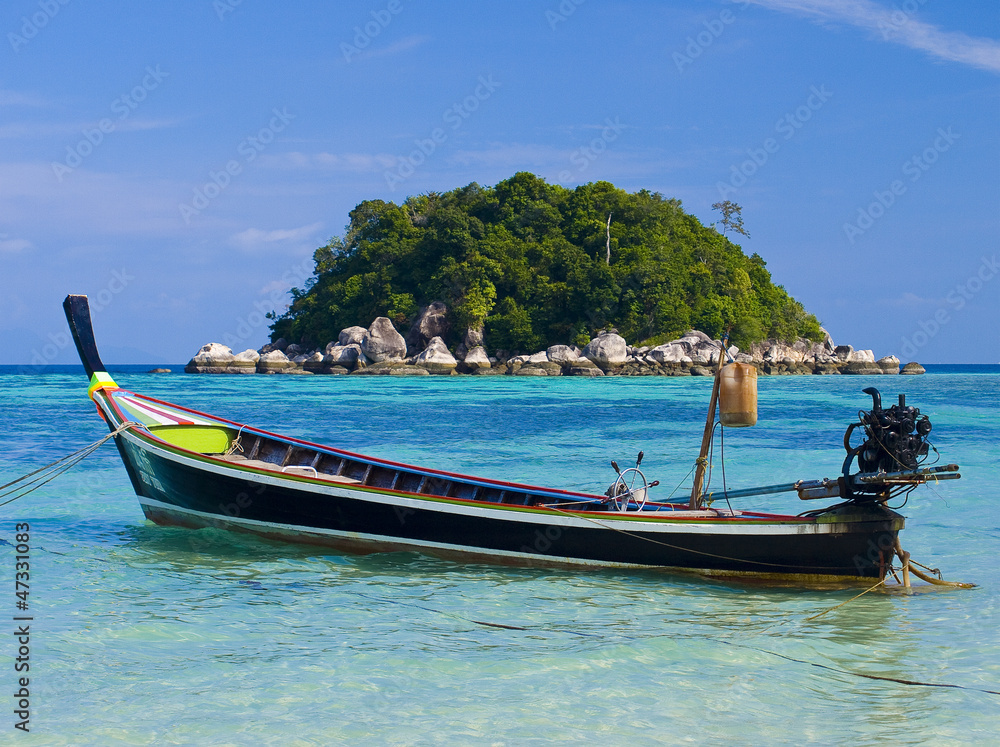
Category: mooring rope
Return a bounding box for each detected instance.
[353,589,999,697]
[803,578,888,621]
[0,422,142,508]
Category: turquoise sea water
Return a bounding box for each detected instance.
[0,367,997,744]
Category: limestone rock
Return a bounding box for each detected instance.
[526,351,549,364]
[324,343,362,369]
[339,326,367,346]
[567,357,603,376]
[190,342,232,362]
[546,345,579,366]
[234,349,260,364]
[456,326,485,360]
[843,361,882,375]
[302,351,326,372]
[691,341,727,365]
[351,361,401,375]
[361,317,407,363]
[259,338,288,354]
[877,355,900,374]
[581,332,627,370]
[185,343,257,374]
[513,366,549,376]
[464,327,484,348]
[680,329,713,345]
[848,349,876,363]
[819,327,835,351]
[650,343,688,364]
[414,336,458,374]
[462,346,491,370]
[901,362,926,375]
[520,361,563,375]
[257,350,296,373]
[406,302,450,352]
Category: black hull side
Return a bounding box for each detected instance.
[118,436,901,579]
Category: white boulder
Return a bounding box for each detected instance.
[413,336,457,373]
[361,318,407,362]
[582,332,628,370]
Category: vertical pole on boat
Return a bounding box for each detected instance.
[689,336,728,510]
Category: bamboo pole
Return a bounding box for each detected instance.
[689,340,728,509]
[894,538,911,588]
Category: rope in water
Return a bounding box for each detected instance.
[354,589,999,697]
[0,422,141,508]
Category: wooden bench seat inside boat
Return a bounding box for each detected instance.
[214,453,361,483]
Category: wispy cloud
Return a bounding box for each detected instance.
[0,117,186,139]
[229,221,324,250]
[0,235,32,253]
[743,0,1000,73]
[348,34,430,63]
[260,151,397,171]
[883,291,945,308]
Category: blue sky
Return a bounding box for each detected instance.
[1,0,997,365]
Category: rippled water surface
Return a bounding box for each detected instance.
[1,367,997,744]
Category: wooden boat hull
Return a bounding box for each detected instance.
[106,419,902,580]
[63,294,905,582]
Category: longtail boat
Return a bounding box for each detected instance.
[63,294,960,582]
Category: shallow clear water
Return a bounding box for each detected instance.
[1,369,997,744]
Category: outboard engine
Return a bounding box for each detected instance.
[842,387,934,499]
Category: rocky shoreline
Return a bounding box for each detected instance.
[186,314,924,377]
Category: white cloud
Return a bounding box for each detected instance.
[230,221,324,250]
[346,34,430,63]
[744,0,1000,73]
[0,236,32,253]
[883,291,945,308]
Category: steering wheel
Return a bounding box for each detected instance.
[611,467,649,512]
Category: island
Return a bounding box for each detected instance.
[186,173,922,376]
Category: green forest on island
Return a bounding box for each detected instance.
[269,172,823,353]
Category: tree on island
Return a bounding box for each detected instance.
[712,200,750,238]
[269,173,821,353]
